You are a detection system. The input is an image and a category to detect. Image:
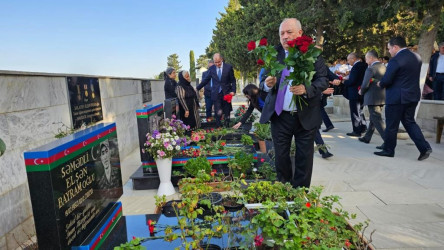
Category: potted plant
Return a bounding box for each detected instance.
[253,123,271,153]
[228,151,254,178]
[143,125,187,196]
[183,156,212,177]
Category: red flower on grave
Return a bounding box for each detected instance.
[257,59,265,65]
[254,235,264,246]
[345,239,351,248]
[305,202,311,208]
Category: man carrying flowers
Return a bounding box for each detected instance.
[258,18,328,189]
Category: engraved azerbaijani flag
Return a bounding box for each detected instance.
[24,123,117,172]
[142,154,259,168]
[136,103,163,118]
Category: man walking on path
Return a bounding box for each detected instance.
[375,36,432,160]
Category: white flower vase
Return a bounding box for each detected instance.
[155,157,175,196]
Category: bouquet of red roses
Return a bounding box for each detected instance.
[247,38,285,77]
[284,35,322,109]
[223,94,233,103]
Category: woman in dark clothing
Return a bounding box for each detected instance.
[232,84,267,129]
[164,67,178,99]
[175,70,201,130]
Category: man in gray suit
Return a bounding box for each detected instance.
[358,50,386,146]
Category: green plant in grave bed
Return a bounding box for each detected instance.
[242,181,301,204]
[258,162,277,181]
[253,123,271,140]
[114,237,146,250]
[183,156,212,177]
[228,151,254,178]
[0,138,5,157]
[240,134,254,145]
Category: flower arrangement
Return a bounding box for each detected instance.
[283,35,322,109]
[143,130,186,160]
[159,115,189,137]
[191,130,205,143]
[234,105,258,123]
[247,38,285,76]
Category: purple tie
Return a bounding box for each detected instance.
[275,68,290,115]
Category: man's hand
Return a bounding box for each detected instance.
[229,92,235,96]
[429,76,433,82]
[290,85,306,95]
[232,122,242,129]
[185,111,189,118]
[322,87,334,95]
[331,79,341,86]
[358,89,362,95]
[376,81,380,87]
[265,76,277,88]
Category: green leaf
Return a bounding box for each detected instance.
[0,138,5,157]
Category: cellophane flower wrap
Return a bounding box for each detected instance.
[247,38,285,77]
[284,35,322,109]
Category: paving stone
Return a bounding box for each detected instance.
[346,179,425,192]
[324,191,385,207]
[364,222,444,249]
[357,204,444,224]
[371,188,444,205]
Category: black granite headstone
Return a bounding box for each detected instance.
[135,104,163,173]
[141,80,152,103]
[67,77,103,129]
[24,123,123,249]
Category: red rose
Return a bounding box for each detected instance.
[257,59,265,65]
[259,38,267,46]
[305,202,311,208]
[223,94,233,103]
[287,39,297,48]
[247,40,256,51]
[299,45,309,53]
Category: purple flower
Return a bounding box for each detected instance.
[172,114,176,119]
[164,142,170,148]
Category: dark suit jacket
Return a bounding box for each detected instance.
[380,49,421,104]
[343,61,367,100]
[202,70,212,97]
[360,62,386,106]
[428,52,442,78]
[259,45,328,130]
[197,63,236,101]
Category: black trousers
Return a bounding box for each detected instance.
[349,99,366,133]
[213,92,231,127]
[271,111,316,189]
[384,102,431,155]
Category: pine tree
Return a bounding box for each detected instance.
[167,53,182,73]
[189,50,196,81]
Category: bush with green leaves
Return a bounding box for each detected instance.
[228,151,254,178]
[253,123,271,140]
[240,134,254,145]
[183,156,212,177]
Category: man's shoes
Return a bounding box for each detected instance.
[418,148,432,161]
[358,137,370,144]
[346,132,361,137]
[322,126,334,132]
[360,126,368,134]
[374,150,394,157]
[321,151,333,159]
[376,144,384,150]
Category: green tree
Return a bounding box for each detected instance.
[167,53,182,72]
[189,50,196,81]
[196,54,209,69]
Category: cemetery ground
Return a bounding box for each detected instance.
[119,98,444,249]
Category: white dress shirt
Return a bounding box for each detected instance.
[436,53,444,73]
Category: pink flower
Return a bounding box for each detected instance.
[254,235,264,246]
[158,151,166,157]
[141,149,145,153]
[260,158,265,163]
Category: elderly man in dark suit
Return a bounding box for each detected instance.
[375,36,432,160]
[342,52,368,137]
[197,53,236,127]
[260,18,328,189]
[358,50,386,147]
[202,60,215,121]
[428,42,444,100]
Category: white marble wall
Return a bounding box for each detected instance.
[150,80,166,105]
[0,71,155,249]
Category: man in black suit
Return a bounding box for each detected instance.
[260,18,328,189]
[428,42,444,100]
[375,36,432,160]
[342,52,368,136]
[197,53,236,127]
[202,60,215,121]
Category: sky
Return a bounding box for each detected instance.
[0,1,228,78]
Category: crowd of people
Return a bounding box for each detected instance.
[163,17,438,190]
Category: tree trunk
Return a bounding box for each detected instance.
[316,23,324,46]
[415,3,441,118]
